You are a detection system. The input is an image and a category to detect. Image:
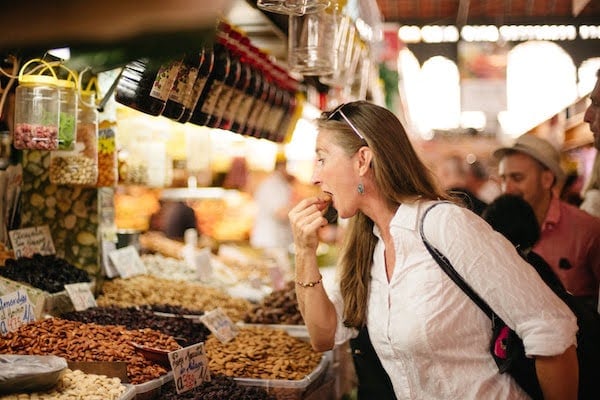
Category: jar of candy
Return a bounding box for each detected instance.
[13,59,60,150]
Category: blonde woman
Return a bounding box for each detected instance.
[289,101,578,399]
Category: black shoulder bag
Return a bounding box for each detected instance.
[350,325,397,399]
[420,203,543,399]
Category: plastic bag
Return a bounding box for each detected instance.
[0,355,67,394]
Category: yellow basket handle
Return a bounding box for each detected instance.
[78,67,99,108]
[18,58,59,81]
[38,63,78,88]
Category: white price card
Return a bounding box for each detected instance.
[0,290,35,335]
[64,283,97,311]
[108,245,147,278]
[9,225,56,258]
[194,248,213,282]
[101,239,119,278]
[199,308,239,343]
[169,342,211,394]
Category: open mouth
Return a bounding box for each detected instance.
[322,193,338,224]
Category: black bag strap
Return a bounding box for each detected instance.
[419,202,496,321]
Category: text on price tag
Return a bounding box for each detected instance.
[168,342,211,394]
[0,290,35,335]
[64,282,97,311]
[9,225,56,259]
[199,308,239,343]
[108,246,147,278]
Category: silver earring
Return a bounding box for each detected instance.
[357,183,364,195]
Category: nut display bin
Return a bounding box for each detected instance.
[234,351,332,400]
[132,371,173,400]
[119,385,137,400]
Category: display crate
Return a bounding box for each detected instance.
[132,372,173,400]
[234,351,332,400]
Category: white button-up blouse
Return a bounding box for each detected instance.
[324,200,577,399]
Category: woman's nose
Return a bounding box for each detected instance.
[311,171,321,185]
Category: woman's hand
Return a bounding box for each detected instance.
[288,195,332,253]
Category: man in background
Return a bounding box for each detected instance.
[250,155,296,250]
[436,154,487,215]
[494,134,600,307]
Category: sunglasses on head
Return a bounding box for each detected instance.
[324,103,366,141]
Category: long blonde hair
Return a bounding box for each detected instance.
[318,101,450,328]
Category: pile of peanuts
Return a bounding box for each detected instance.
[0,369,127,400]
[49,155,97,185]
[0,318,180,384]
[60,305,211,345]
[97,275,253,321]
[204,326,323,381]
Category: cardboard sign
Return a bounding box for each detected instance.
[168,342,211,394]
[8,225,56,258]
[64,282,97,311]
[0,277,46,320]
[0,290,35,334]
[199,308,238,343]
[108,245,146,278]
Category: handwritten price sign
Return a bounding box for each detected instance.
[168,343,211,394]
[108,246,146,278]
[64,283,97,311]
[9,225,56,259]
[199,308,239,343]
[0,290,35,335]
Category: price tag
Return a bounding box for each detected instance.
[64,283,97,311]
[8,225,56,258]
[101,239,119,278]
[108,245,147,278]
[194,248,213,282]
[168,342,211,394]
[0,290,35,335]
[199,308,239,343]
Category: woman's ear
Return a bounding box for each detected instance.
[357,146,372,176]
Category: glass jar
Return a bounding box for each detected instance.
[49,88,98,186]
[288,8,339,75]
[13,74,60,150]
[257,0,330,15]
[56,77,78,150]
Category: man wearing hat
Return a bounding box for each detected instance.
[494,133,600,306]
